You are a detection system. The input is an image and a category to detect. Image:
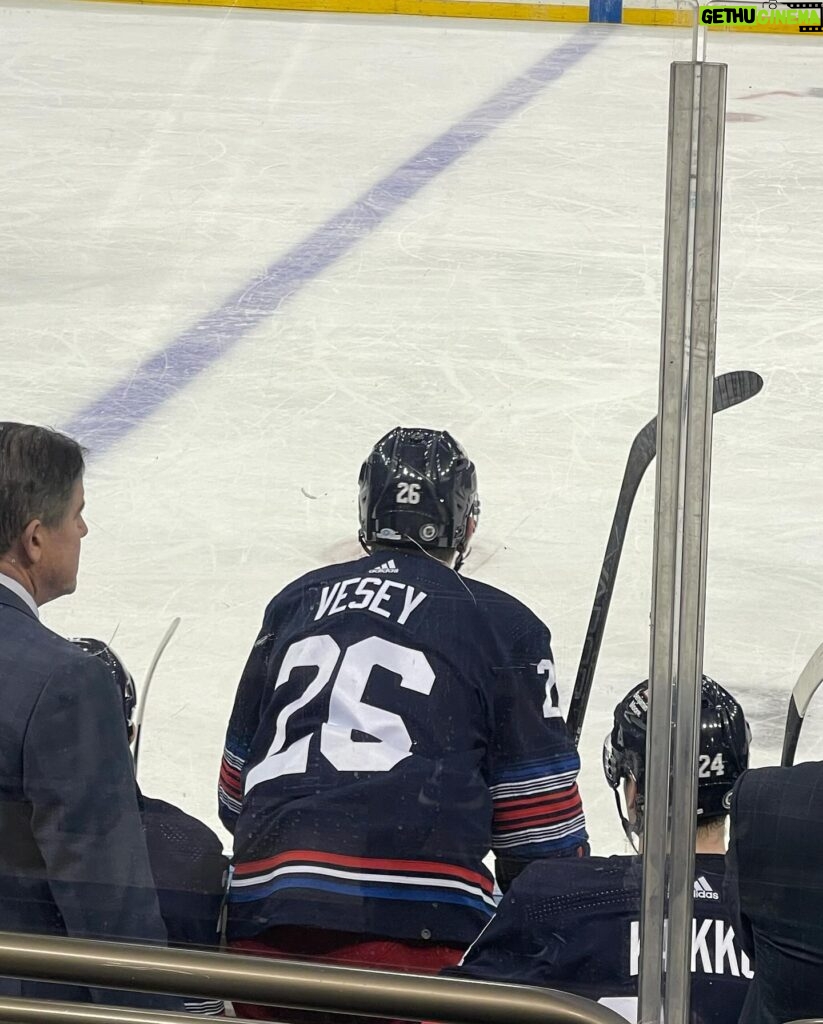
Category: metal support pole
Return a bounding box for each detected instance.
[666,61,726,1024]
[638,60,727,1024]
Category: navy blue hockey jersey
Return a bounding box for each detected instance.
[447,854,751,1024]
[219,550,586,945]
[140,795,228,1017]
[140,795,227,949]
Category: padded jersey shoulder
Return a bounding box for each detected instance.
[508,854,640,912]
[461,575,552,659]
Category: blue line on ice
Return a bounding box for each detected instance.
[64,29,603,457]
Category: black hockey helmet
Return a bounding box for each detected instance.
[603,674,750,840]
[69,637,137,737]
[358,427,479,567]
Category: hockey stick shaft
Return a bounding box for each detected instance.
[781,639,823,766]
[133,616,181,776]
[567,369,763,747]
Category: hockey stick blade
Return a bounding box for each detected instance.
[133,616,182,775]
[567,369,763,747]
[781,640,823,767]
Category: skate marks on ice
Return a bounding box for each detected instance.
[62,31,604,461]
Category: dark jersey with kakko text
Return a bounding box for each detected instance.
[447,853,751,1024]
[219,550,586,945]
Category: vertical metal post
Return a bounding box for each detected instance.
[665,61,726,1024]
[637,62,692,1024]
[638,61,727,1024]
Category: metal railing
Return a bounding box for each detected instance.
[0,932,628,1024]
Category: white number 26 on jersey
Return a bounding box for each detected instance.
[244,635,435,795]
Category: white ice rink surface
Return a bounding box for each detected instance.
[3,0,822,854]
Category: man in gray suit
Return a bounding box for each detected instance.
[0,422,186,1010]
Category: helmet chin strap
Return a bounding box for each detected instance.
[454,545,468,573]
[614,789,642,853]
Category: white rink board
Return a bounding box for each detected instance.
[2,1,823,855]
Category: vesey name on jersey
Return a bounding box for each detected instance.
[314,577,428,626]
[629,920,753,979]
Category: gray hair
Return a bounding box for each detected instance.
[0,423,86,556]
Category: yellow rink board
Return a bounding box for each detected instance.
[81,0,821,34]
[83,0,586,18]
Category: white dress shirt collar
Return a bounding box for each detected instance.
[0,572,39,619]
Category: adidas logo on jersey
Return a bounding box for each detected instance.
[694,876,719,900]
[369,559,399,575]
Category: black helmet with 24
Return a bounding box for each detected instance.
[603,674,751,841]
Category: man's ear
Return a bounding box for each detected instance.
[18,521,42,566]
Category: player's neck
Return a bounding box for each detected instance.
[694,828,727,855]
[371,545,458,569]
[635,831,727,856]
